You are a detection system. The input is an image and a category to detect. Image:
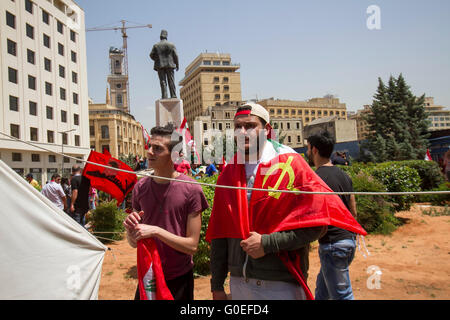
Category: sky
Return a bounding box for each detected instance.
[76,0,450,131]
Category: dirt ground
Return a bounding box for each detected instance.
[98,204,450,300]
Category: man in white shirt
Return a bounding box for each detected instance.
[41,174,67,211]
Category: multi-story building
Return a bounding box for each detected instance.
[89,47,145,159]
[0,0,89,183]
[349,105,372,141]
[425,97,450,131]
[179,52,242,132]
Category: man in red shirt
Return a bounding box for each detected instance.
[123,124,208,300]
[173,151,191,175]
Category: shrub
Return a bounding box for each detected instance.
[399,160,444,191]
[88,200,127,243]
[350,171,399,234]
[193,174,218,276]
[370,162,421,212]
[418,182,450,206]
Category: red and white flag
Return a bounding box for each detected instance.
[141,125,151,150]
[424,149,432,161]
[137,239,173,300]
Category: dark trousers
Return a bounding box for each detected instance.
[157,68,176,99]
[135,269,194,300]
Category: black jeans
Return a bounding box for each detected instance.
[135,268,194,300]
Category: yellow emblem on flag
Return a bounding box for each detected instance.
[261,156,299,199]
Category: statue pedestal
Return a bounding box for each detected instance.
[155,98,184,128]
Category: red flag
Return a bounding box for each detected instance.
[82,150,137,205]
[177,117,200,164]
[141,125,151,150]
[424,149,432,161]
[205,149,366,300]
[137,239,173,300]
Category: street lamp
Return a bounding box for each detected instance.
[58,128,76,177]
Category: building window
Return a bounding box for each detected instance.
[57,20,64,34]
[58,43,64,56]
[224,85,229,92]
[102,145,110,153]
[47,130,54,143]
[28,75,36,90]
[49,155,56,162]
[90,126,95,136]
[46,106,53,119]
[31,154,40,162]
[203,60,211,65]
[6,11,15,29]
[288,136,291,143]
[25,0,33,14]
[26,23,34,39]
[213,77,219,83]
[101,126,109,139]
[70,30,76,42]
[73,93,78,105]
[8,67,18,84]
[203,123,207,131]
[116,94,123,105]
[62,133,68,145]
[225,112,231,119]
[30,127,38,141]
[60,88,66,100]
[61,110,67,123]
[223,77,229,83]
[72,71,78,83]
[42,10,49,24]
[27,49,35,64]
[29,101,37,116]
[224,94,230,100]
[71,51,77,63]
[213,61,220,65]
[10,124,20,139]
[63,156,70,163]
[59,65,65,78]
[7,39,17,56]
[43,59,52,73]
[218,123,223,131]
[297,135,301,143]
[214,85,220,91]
[9,95,19,111]
[12,153,22,162]
[226,122,231,129]
[73,113,79,125]
[75,135,80,146]
[43,34,50,48]
[277,109,282,115]
[214,94,220,100]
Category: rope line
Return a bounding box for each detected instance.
[2,132,449,196]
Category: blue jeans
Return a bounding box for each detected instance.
[315,238,356,300]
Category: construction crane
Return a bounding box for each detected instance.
[86,20,152,112]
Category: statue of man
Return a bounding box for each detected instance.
[150,29,179,99]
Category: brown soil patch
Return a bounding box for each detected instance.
[98,204,450,300]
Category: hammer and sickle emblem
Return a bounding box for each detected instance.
[261,156,299,199]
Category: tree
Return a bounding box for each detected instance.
[361,74,430,162]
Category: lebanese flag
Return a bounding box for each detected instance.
[137,239,173,300]
[205,147,366,300]
[82,150,137,205]
[178,118,200,164]
[141,125,151,150]
[424,149,432,161]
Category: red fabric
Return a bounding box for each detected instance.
[141,125,151,150]
[234,110,251,118]
[425,149,432,161]
[82,150,137,205]
[137,239,174,300]
[205,152,366,300]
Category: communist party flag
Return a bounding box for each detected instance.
[205,147,367,300]
[137,239,173,300]
[82,150,137,205]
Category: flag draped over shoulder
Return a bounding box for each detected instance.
[82,150,137,205]
[205,148,367,300]
[137,239,173,300]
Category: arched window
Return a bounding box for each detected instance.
[116,94,123,106]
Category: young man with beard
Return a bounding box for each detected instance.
[306,131,358,300]
[123,124,209,300]
[208,103,326,300]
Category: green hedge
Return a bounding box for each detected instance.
[193,175,217,276]
[88,200,127,243]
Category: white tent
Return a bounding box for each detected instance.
[0,160,107,299]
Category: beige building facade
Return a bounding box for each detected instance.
[425,97,450,131]
[349,105,372,141]
[257,97,348,128]
[303,116,357,144]
[179,53,242,132]
[88,46,145,159]
[0,0,89,183]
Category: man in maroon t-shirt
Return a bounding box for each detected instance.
[124,124,208,300]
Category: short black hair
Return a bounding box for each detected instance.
[307,131,335,159]
[235,105,267,127]
[51,173,61,180]
[150,123,183,152]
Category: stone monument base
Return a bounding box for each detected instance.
[155,98,184,128]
